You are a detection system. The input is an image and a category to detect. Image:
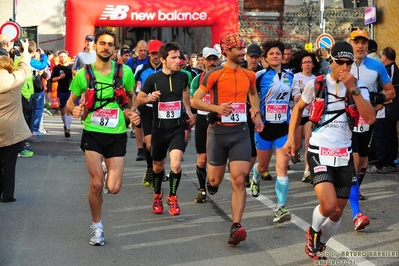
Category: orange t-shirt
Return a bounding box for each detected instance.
[199,64,256,105]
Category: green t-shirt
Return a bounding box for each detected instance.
[190,74,200,97]
[69,62,135,134]
[180,69,192,88]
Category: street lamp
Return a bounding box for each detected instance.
[303,0,318,43]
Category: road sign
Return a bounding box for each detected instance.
[315,33,335,49]
[0,21,21,41]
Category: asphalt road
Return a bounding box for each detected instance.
[1,116,398,266]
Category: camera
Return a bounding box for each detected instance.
[13,38,22,48]
[206,112,218,123]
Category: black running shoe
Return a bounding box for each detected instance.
[206,180,218,195]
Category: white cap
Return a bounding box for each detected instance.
[202,47,219,59]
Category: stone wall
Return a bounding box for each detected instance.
[375,0,399,63]
[189,1,370,52]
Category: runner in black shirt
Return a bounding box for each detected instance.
[137,42,193,216]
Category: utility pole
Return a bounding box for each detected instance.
[13,0,17,21]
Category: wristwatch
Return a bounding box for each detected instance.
[351,87,361,96]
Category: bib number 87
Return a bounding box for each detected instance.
[100,118,109,126]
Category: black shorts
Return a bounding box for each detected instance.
[151,125,186,161]
[307,149,354,199]
[195,114,209,154]
[247,112,257,157]
[139,106,153,136]
[352,125,374,157]
[258,123,288,141]
[300,116,310,126]
[80,130,127,158]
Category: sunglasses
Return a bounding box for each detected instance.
[334,59,354,66]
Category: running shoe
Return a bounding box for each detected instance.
[367,165,387,174]
[32,130,43,136]
[353,213,370,231]
[245,175,251,188]
[305,226,325,260]
[162,170,169,182]
[166,194,181,215]
[394,158,399,164]
[152,193,163,214]
[89,224,104,246]
[136,148,144,161]
[385,166,396,172]
[261,170,272,180]
[194,189,206,203]
[18,149,34,158]
[64,126,70,138]
[301,171,312,183]
[206,180,218,195]
[250,179,260,197]
[290,152,300,164]
[142,168,152,187]
[130,130,136,138]
[273,206,291,223]
[227,224,247,245]
[102,162,108,194]
[358,192,366,201]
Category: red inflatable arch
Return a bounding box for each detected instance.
[65,0,239,57]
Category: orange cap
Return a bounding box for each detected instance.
[349,30,369,40]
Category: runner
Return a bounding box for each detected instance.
[66,29,140,246]
[191,33,264,245]
[136,42,193,216]
[283,41,375,262]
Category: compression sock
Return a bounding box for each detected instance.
[275,176,289,208]
[61,114,66,127]
[169,170,182,196]
[321,218,341,244]
[358,167,367,187]
[152,170,163,195]
[66,115,72,130]
[349,177,361,219]
[196,165,206,190]
[252,163,261,183]
[146,147,153,169]
[312,204,328,232]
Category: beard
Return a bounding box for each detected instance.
[97,51,112,62]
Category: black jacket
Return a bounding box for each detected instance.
[385,62,399,121]
[0,47,8,56]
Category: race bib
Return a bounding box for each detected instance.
[198,94,211,115]
[319,147,350,167]
[353,116,370,133]
[265,104,288,123]
[221,103,247,123]
[158,101,181,119]
[90,108,119,128]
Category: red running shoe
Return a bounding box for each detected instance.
[228,224,247,245]
[354,213,370,231]
[152,193,163,214]
[166,194,181,215]
[305,226,327,260]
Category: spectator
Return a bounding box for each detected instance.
[367,39,381,62]
[0,39,31,202]
[72,35,95,76]
[0,34,12,56]
[372,47,399,171]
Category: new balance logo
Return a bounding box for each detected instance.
[99,5,129,20]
